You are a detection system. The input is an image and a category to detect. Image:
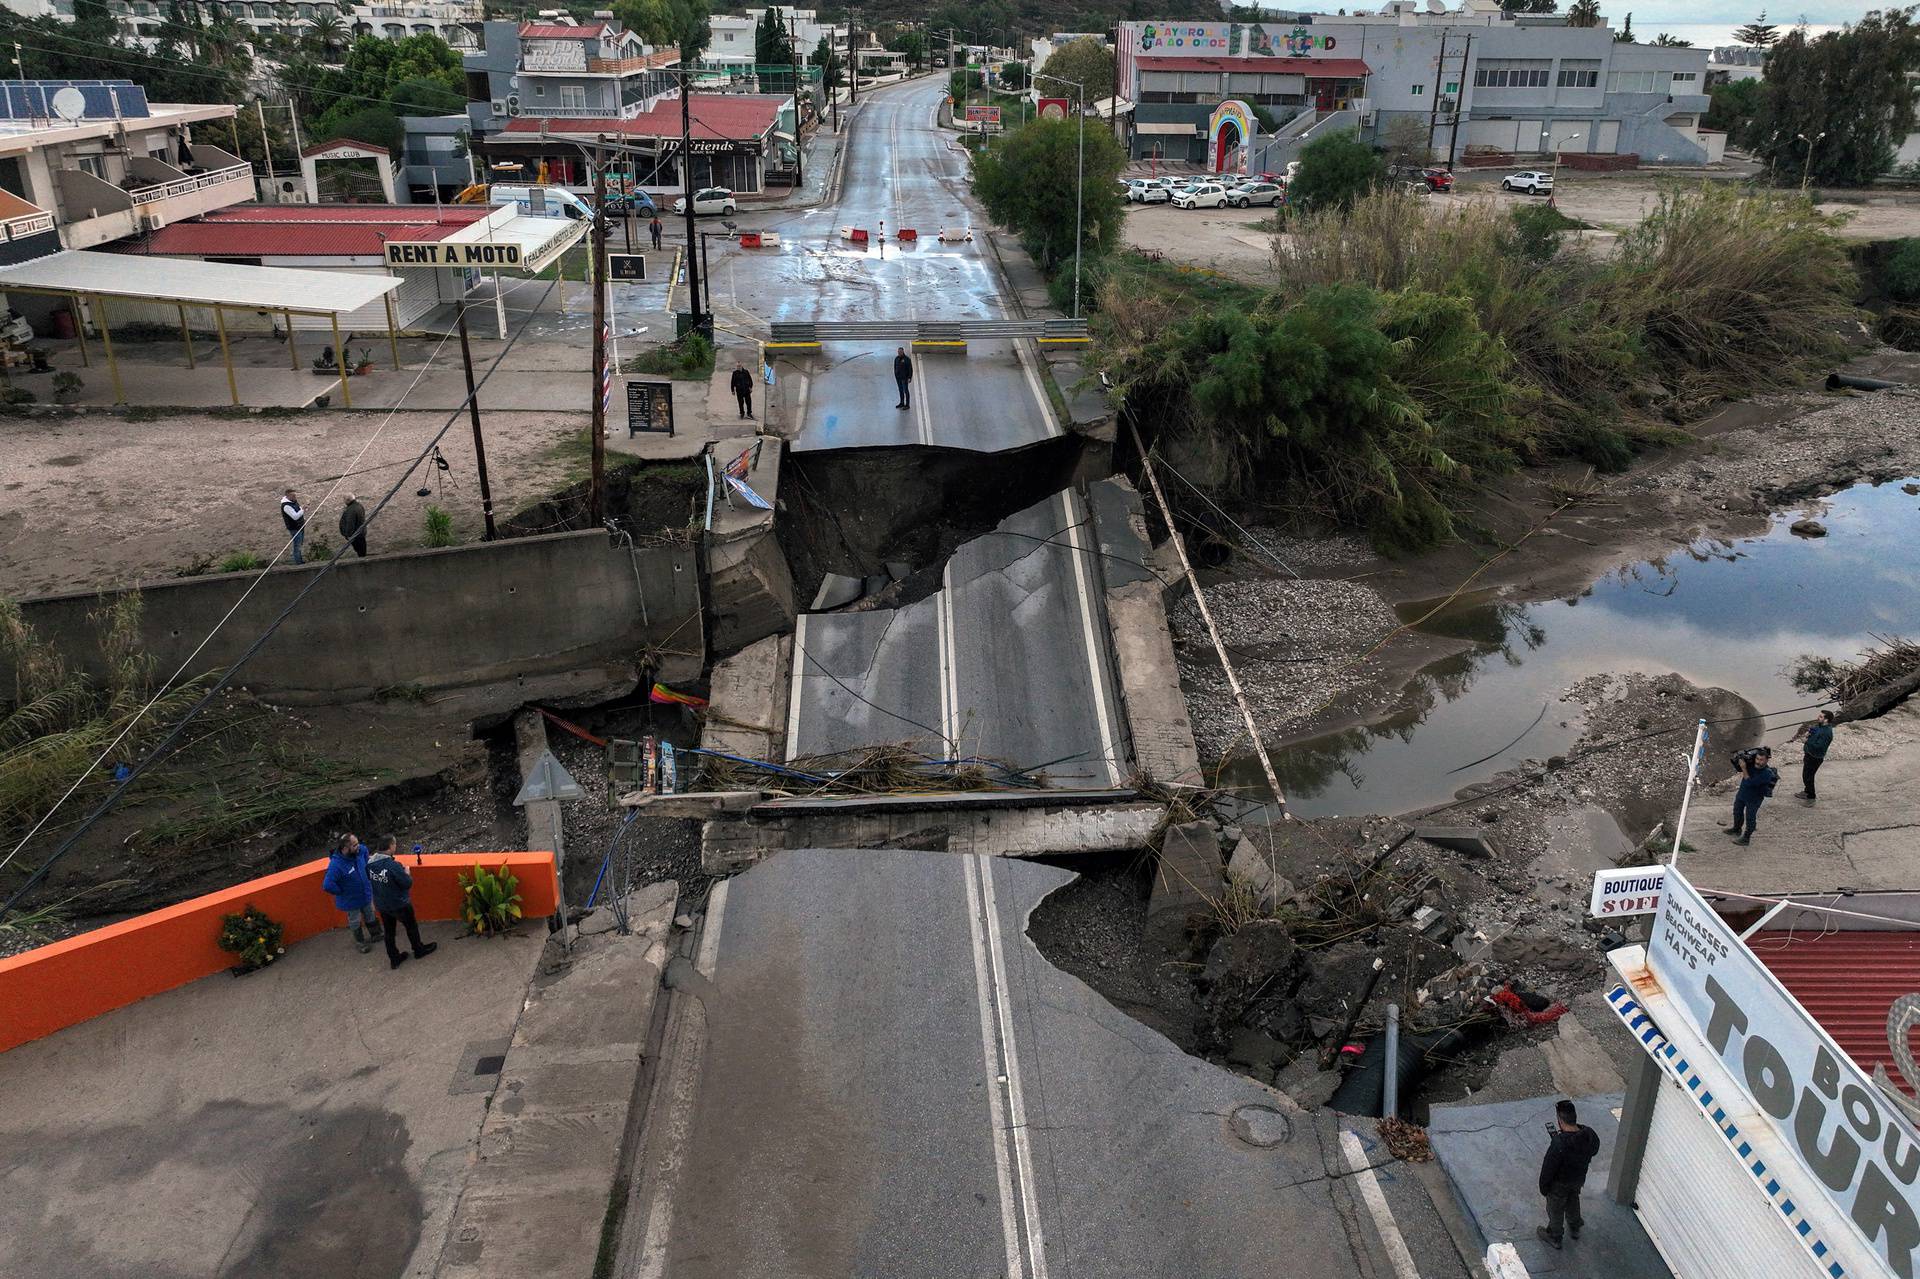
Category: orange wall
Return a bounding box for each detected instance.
[0,851,558,1054]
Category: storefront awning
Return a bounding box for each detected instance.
[0,248,399,315]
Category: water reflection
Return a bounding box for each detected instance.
[1220,479,1920,818]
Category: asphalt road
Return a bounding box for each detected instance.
[624,848,1455,1279]
[719,77,1057,453]
[787,487,1129,788]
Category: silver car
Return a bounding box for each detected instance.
[1227,181,1284,208]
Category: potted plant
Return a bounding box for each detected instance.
[216,904,286,974]
[51,371,82,404]
[459,863,524,937]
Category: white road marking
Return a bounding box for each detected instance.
[935,583,959,755]
[963,856,1028,1279]
[1013,339,1061,438]
[1058,488,1123,787]
[1339,1129,1421,1279]
[785,612,809,759]
[695,877,729,978]
[913,368,934,446]
[978,856,1050,1278]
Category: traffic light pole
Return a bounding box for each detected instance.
[590,140,608,524]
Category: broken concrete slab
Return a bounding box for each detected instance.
[701,802,1166,874]
[1451,922,1512,965]
[700,632,791,764]
[1106,579,1203,790]
[1144,820,1224,952]
[433,882,677,1279]
[708,529,796,656]
[811,572,865,610]
[1225,835,1296,909]
[513,709,567,909]
[1413,825,1501,859]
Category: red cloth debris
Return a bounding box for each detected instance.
[1490,983,1568,1027]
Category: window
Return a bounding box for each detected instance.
[76,154,107,178]
[1557,60,1599,88]
[559,85,586,110]
[1445,81,1459,94]
[1474,59,1550,89]
[722,30,734,41]
[1671,71,1698,86]
[1608,70,1662,93]
[1410,83,1424,95]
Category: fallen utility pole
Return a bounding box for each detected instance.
[455,306,498,540]
[1127,420,1288,819]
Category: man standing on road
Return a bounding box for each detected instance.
[649,214,663,251]
[1725,746,1779,845]
[367,834,437,971]
[1792,710,1836,805]
[730,363,755,419]
[893,346,914,410]
[280,488,306,564]
[1536,1099,1601,1250]
[338,492,369,558]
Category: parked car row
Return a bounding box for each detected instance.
[1121,175,1288,210]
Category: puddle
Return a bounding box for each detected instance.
[1224,478,1920,818]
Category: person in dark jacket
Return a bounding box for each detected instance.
[649,214,663,250]
[338,493,369,558]
[1793,710,1836,804]
[280,488,306,564]
[1725,746,1779,845]
[893,346,914,409]
[320,832,381,954]
[730,364,754,419]
[1537,1099,1601,1249]
[367,834,437,971]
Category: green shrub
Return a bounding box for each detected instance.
[623,331,714,380]
[1286,128,1385,213]
[459,863,523,936]
[1883,238,1920,303]
[217,551,265,573]
[216,904,285,972]
[424,505,455,547]
[302,535,333,561]
[1506,204,1572,264]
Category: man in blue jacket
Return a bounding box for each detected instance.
[1794,710,1836,805]
[1724,747,1779,846]
[367,834,438,971]
[320,833,381,954]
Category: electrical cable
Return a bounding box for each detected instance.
[0,279,558,922]
[1155,459,1303,580]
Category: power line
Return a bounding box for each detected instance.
[0,278,559,923]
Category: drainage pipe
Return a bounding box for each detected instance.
[1827,371,1902,392]
[703,449,717,530]
[1383,1004,1401,1120]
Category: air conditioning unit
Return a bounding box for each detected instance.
[1438,95,1457,114]
[143,212,166,231]
[505,94,522,116]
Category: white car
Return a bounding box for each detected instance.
[1128,180,1172,205]
[673,186,737,216]
[1501,170,1555,195]
[1227,181,1284,208]
[1172,181,1230,210]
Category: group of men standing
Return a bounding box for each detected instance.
[278,488,370,566]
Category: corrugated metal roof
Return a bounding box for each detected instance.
[117,206,487,258]
[0,249,399,314]
[1750,928,1920,1098]
[1136,55,1371,76]
[501,92,784,142]
[519,21,607,38]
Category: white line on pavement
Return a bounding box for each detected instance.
[1014,339,1061,438]
[695,877,729,979]
[1058,488,1123,788]
[936,584,959,754]
[963,856,1028,1279]
[979,856,1050,1278]
[784,612,809,759]
[1339,1129,1421,1279]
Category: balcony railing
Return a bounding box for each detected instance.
[518,103,641,119]
[1,210,55,242]
[128,162,253,207]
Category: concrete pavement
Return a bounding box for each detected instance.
[619,847,1457,1278]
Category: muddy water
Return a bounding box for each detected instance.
[1228,478,1920,818]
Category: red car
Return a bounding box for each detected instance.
[1420,167,1454,192]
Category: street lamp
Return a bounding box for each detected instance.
[1033,70,1085,320]
[1544,128,1579,209]
[1797,130,1826,192]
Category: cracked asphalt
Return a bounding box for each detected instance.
[626,847,1471,1277]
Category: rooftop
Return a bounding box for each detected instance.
[114,205,490,258]
[1750,927,1920,1103]
[518,19,611,37]
[502,91,786,141]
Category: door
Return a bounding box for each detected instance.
[1548,120,1586,153]
[1634,1073,1820,1279]
[1594,120,1620,154]
[1516,120,1544,153]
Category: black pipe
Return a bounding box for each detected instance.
[1827,371,1902,392]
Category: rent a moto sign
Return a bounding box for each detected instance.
[1651,869,1920,1276]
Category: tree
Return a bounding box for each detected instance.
[998,60,1029,92]
[1383,115,1430,170]
[1747,12,1920,185]
[1653,33,1692,46]
[971,117,1127,275]
[612,0,707,59]
[306,9,347,60]
[1734,11,1779,47]
[1613,14,1634,42]
[896,30,927,71]
[1038,36,1114,103]
[1704,75,1765,137]
[1566,0,1601,26]
[813,34,841,88]
[1500,0,1558,12]
[1288,128,1385,212]
[755,7,793,67]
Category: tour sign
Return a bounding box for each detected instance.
[385,240,524,269]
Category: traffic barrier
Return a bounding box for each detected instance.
[759,231,781,247]
[840,226,869,243]
[769,318,1088,344]
[739,231,763,248]
[938,227,973,243]
[898,228,918,242]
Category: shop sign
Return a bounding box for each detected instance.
[626,380,674,436]
[1649,867,1920,1277]
[1135,22,1337,56]
[686,139,754,155]
[964,105,1001,125]
[385,240,524,268]
[1037,97,1069,121]
[1589,866,1665,917]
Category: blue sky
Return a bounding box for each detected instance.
[1617,2,1867,24]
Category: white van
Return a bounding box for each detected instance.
[488,185,591,220]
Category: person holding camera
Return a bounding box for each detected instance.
[1725,746,1779,846]
[1537,1099,1601,1250]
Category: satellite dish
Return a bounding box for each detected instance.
[51,86,87,122]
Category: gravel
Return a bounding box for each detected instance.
[1235,525,1375,573]
[1169,577,1402,756]
[548,726,708,910]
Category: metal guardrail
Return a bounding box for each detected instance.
[129,163,252,207]
[769,318,1089,344]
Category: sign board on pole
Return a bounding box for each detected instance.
[1037,97,1070,121]
[608,253,646,282]
[1589,866,1665,918]
[1646,867,1920,1275]
[626,380,674,437]
[386,240,524,269]
[964,105,1002,125]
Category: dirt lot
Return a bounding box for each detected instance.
[0,405,591,596]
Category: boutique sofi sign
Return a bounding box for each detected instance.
[1649,869,1920,1276]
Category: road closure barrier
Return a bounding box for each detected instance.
[898,228,918,242]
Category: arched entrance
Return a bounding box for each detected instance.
[1214,119,1241,172]
[1207,100,1258,176]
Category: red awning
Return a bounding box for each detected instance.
[109,206,488,258]
[1136,56,1371,77]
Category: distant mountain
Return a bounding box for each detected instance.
[822,0,1233,48]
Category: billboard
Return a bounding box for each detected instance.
[1037,97,1069,121]
[964,104,1001,125]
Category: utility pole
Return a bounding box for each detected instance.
[255,99,274,180]
[786,6,803,184]
[848,8,859,103]
[589,139,608,524]
[1445,33,1472,170]
[680,74,702,329]
[1425,31,1447,159]
[455,306,498,540]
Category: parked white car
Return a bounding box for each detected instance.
[1172,181,1230,209]
[1125,178,1173,203]
[673,186,738,216]
[1501,170,1555,195]
[1227,181,1284,208]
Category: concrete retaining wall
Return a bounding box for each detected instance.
[3,531,702,706]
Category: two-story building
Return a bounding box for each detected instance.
[0,80,249,252]
[1116,6,1715,171]
[706,7,849,70]
[91,0,483,49]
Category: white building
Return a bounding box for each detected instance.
[706,6,848,69]
[62,0,485,50]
